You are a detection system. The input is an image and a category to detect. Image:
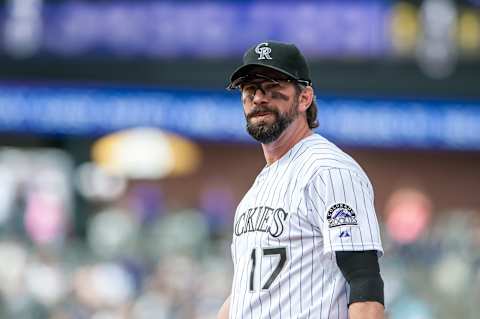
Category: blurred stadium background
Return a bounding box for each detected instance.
[0,0,479,318]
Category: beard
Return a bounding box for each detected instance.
[245,101,299,144]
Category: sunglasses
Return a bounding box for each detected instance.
[227,73,311,91]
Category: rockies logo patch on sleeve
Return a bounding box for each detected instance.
[326,203,358,228]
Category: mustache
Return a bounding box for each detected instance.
[246,106,279,120]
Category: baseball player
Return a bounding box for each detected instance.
[217,41,384,319]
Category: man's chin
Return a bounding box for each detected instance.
[250,133,280,144]
[247,124,282,144]
[247,123,274,134]
[246,111,296,144]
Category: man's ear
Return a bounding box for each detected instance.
[297,86,314,112]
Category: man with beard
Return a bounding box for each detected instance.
[217,41,385,319]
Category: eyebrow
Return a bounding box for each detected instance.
[262,82,281,90]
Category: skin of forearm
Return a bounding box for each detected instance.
[349,301,385,319]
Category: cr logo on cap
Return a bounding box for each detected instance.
[255,42,272,60]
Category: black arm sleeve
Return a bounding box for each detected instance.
[335,250,384,306]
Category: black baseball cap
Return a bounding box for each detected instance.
[228,41,312,89]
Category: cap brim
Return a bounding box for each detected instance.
[228,63,299,88]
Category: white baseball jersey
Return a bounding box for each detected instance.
[229,133,383,319]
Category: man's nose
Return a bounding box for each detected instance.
[252,88,268,104]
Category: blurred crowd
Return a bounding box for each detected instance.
[0,147,478,319]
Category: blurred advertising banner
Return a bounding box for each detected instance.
[3,0,480,60]
[3,0,478,60]
[2,0,390,58]
[0,83,479,150]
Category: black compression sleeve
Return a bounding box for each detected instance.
[335,250,384,306]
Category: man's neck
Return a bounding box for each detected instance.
[261,119,313,165]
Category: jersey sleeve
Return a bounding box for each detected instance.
[305,168,383,256]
